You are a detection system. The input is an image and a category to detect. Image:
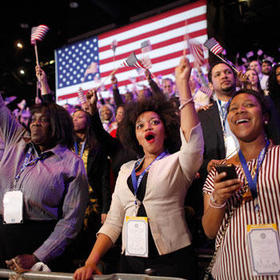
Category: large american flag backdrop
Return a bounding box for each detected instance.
[55,0,207,105]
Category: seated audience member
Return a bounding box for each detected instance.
[73,57,204,280]
[202,89,280,279]
[0,93,89,272]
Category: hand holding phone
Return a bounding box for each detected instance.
[215,164,237,181]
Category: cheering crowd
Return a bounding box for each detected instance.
[0,51,280,280]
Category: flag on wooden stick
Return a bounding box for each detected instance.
[204,37,224,55]
[31,24,49,99]
[204,37,239,73]
[31,25,49,45]
[31,24,49,67]
[98,52,147,90]
[122,52,146,69]
[189,40,205,66]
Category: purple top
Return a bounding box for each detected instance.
[0,94,89,263]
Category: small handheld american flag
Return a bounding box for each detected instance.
[204,37,239,73]
[122,52,146,69]
[111,40,118,54]
[31,25,49,45]
[78,87,87,104]
[204,37,224,55]
[189,41,205,66]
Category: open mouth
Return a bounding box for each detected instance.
[145,132,155,143]
[235,118,249,125]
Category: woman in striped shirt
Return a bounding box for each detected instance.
[202,89,280,279]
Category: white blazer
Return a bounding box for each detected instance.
[98,123,204,255]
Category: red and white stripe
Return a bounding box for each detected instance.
[31,25,49,45]
[98,0,207,90]
[189,41,204,66]
[210,44,223,55]
[203,145,280,280]
[55,0,207,104]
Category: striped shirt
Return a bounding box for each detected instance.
[203,145,280,280]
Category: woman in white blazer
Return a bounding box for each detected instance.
[74,57,204,280]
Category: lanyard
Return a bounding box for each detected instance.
[14,146,52,186]
[238,140,269,199]
[131,151,168,197]
[217,99,230,131]
[74,141,86,158]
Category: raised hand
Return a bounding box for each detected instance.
[86,89,98,115]
[35,65,51,95]
[175,56,192,85]
[111,74,118,86]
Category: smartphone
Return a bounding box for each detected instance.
[215,164,237,181]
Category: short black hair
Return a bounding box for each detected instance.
[208,61,236,83]
[261,59,272,66]
[30,103,74,149]
[118,95,180,156]
[228,89,270,120]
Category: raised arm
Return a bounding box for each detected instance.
[175,57,199,141]
[35,66,54,104]
[86,90,121,158]
[0,94,25,145]
[111,75,124,107]
[144,69,164,98]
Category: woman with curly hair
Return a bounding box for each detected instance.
[74,57,204,280]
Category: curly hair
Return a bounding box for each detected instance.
[118,95,181,156]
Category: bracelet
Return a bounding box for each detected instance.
[209,194,226,209]
[179,97,194,110]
